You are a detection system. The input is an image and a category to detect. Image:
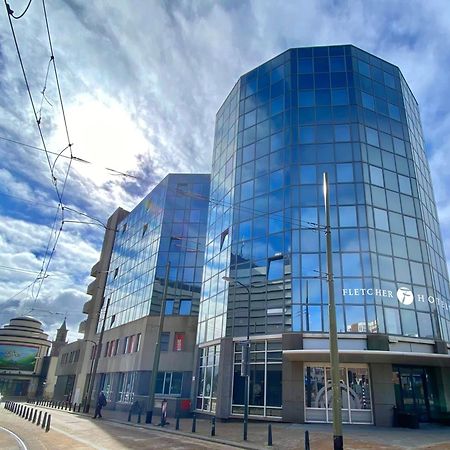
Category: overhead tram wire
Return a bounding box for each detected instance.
[4,0,71,302]
[7,0,33,19]
[0,135,141,179]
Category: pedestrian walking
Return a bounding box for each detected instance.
[93,391,107,419]
[159,398,168,427]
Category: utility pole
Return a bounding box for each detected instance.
[323,172,343,450]
[146,262,171,424]
[85,296,111,413]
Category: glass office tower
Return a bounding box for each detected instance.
[196,46,450,426]
[98,173,211,331]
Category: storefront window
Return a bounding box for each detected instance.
[304,364,372,424]
[232,340,282,418]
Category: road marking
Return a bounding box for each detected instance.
[0,425,28,450]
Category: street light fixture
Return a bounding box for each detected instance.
[222,275,251,441]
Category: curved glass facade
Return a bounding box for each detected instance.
[197,45,450,345]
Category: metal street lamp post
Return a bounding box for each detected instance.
[83,339,97,413]
[323,172,343,450]
[223,275,251,441]
[85,296,111,414]
[146,261,171,424]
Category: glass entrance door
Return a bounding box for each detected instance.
[394,366,436,422]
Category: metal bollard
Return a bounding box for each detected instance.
[37,410,42,426]
[191,413,196,433]
[175,416,180,430]
[305,430,310,450]
[78,403,81,413]
[128,410,132,422]
[42,412,47,429]
[137,411,141,424]
[18,405,22,416]
[268,424,273,446]
[29,408,33,421]
[64,402,68,410]
[73,403,76,412]
[33,409,37,423]
[25,407,29,420]
[211,417,216,437]
[45,414,51,432]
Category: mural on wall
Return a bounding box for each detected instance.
[0,344,38,371]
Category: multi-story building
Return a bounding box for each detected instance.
[195,45,450,426]
[56,174,210,416]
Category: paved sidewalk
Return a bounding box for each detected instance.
[34,403,450,449]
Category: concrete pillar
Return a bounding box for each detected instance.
[370,363,395,426]
[215,338,234,419]
[282,333,304,422]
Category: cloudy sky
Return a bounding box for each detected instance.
[1,0,450,341]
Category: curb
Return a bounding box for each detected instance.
[33,405,264,450]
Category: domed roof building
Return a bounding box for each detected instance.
[0,316,52,399]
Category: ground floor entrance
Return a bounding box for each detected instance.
[304,363,372,424]
[393,365,438,422]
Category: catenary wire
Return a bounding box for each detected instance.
[6,0,33,19]
[0,134,141,179]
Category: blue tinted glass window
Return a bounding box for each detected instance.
[300,165,316,184]
[404,217,418,237]
[316,125,333,143]
[315,89,331,105]
[366,127,379,147]
[270,169,283,191]
[271,80,284,98]
[330,56,345,72]
[271,65,284,83]
[271,113,283,132]
[362,92,375,110]
[336,163,353,182]
[335,125,350,142]
[179,299,192,315]
[299,126,314,144]
[383,72,395,88]
[271,96,284,115]
[302,254,319,276]
[241,180,253,201]
[299,74,314,89]
[165,299,174,315]
[358,60,370,77]
[271,132,283,151]
[385,308,401,334]
[393,138,406,156]
[255,138,270,158]
[298,107,315,124]
[315,73,330,89]
[388,103,400,120]
[299,58,313,73]
[299,91,315,107]
[330,72,347,88]
[268,258,284,280]
[374,208,389,230]
[244,110,256,128]
[370,166,384,187]
[314,57,329,72]
[331,89,349,105]
[339,206,357,227]
[398,175,411,195]
[342,253,362,276]
[243,126,256,146]
[316,106,332,122]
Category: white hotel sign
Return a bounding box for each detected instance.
[342,286,449,310]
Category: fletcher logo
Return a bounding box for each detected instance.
[341,286,449,310]
[396,287,414,305]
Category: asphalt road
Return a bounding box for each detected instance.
[0,405,236,450]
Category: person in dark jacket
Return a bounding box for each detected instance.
[93,391,107,419]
